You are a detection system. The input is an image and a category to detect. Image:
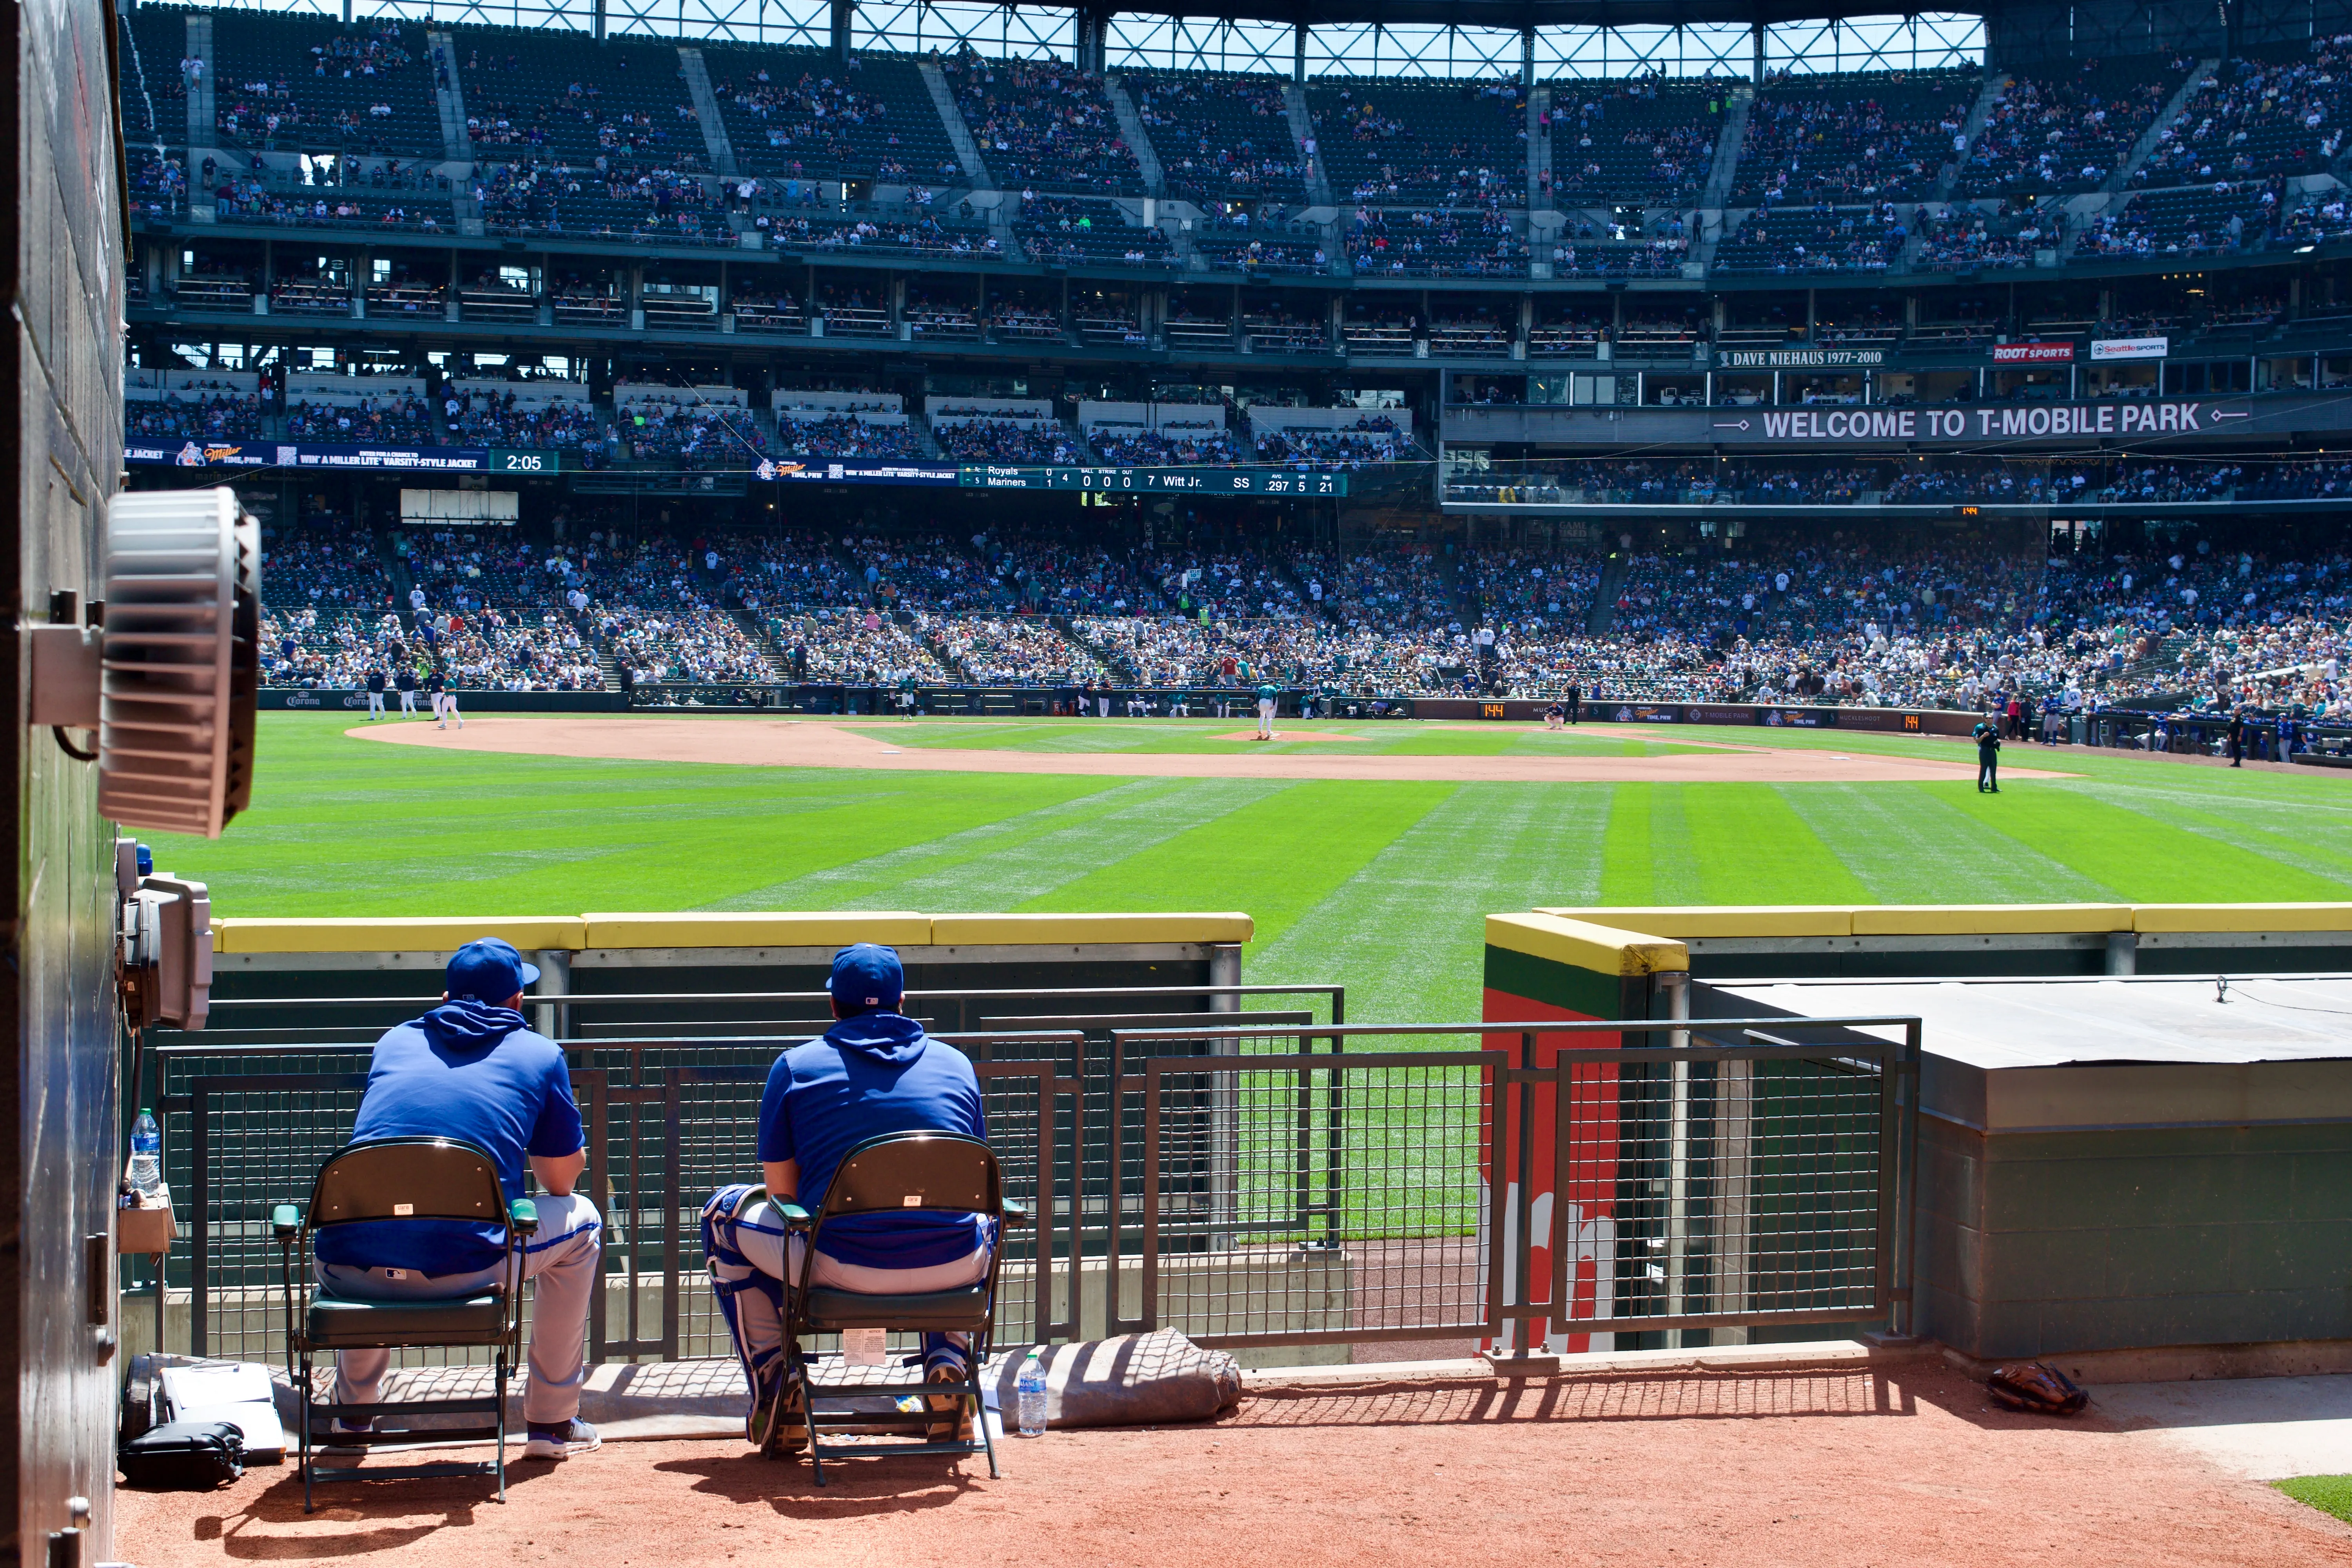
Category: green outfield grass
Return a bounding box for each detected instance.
[148,712,2352,1023]
[2275,1476,2352,1524]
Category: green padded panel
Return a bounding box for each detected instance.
[803,1284,989,1332]
[307,1291,506,1348]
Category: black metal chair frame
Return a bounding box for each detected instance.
[272,1136,537,1512]
[775,1131,1031,1485]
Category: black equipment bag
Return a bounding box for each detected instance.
[118,1420,247,1489]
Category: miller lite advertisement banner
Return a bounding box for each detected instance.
[125,441,563,473]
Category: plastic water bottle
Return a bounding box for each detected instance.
[1016,1350,1047,1438]
[126,1109,162,1198]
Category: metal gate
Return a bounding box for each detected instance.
[1105,1016,1921,1352]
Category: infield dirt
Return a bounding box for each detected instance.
[355,717,2071,785]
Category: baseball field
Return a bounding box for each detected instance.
[151,711,2352,1022]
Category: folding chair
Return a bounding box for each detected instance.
[775,1131,1031,1485]
[270,1136,537,1512]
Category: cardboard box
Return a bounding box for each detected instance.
[118,1191,176,1254]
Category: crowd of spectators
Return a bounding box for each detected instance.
[1348,206,1526,276]
[1732,71,1979,205]
[246,507,2352,716]
[126,390,264,442]
[944,52,1140,192]
[772,412,919,459]
[1131,73,1301,200]
[933,416,1077,465]
[1087,426,1239,465]
[1960,58,2181,196]
[445,388,607,452]
[1254,416,1409,468]
[771,608,955,684]
[1715,200,1905,274]
[2139,42,2352,186]
[622,399,762,468]
[937,616,1106,684]
[287,392,431,443]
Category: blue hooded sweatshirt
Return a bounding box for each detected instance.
[758,1012,991,1270]
[316,1000,584,1277]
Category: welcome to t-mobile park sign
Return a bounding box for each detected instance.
[1439,393,2352,449]
[1751,401,2221,440]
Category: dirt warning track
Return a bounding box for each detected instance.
[354,717,2072,784]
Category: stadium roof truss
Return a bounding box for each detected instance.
[214,0,1982,77]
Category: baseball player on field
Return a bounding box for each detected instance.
[1255,680,1279,740]
[430,668,463,730]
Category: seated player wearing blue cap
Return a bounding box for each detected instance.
[701,943,991,1454]
[319,938,605,1460]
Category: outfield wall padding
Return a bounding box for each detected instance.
[199,911,1258,1041]
[1532,903,2352,978]
[1481,913,1691,1355]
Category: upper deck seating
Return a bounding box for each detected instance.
[1731,68,1980,205]
[1307,77,1530,207]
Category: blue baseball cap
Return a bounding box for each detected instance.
[828,943,904,1014]
[446,938,540,1004]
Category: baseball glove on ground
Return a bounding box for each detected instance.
[1987,1361,2089,1415]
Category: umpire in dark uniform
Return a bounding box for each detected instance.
[1973,715,2002,793]
[1565,682,1581,725]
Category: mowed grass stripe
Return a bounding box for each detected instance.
[1250,782,1611,1024]
[703,777,1163,910]
[1683,784,1873,906]
[880,777,1288,910]
[1777,784,2119,904]
[1595,784,1708,906]
[1024,781,1452,954]
[1941,786,2352,902]
[1595,782,1652,905]
[2059,780,2352,893]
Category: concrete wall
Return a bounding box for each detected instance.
[4,0,132,1553]
[1917,1114,2352,1359]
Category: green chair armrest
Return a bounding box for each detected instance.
[270,1204,300,1240]
[1001,1198,1034,1227]
[510,1198,539,1237]
[779,1202,813,1228]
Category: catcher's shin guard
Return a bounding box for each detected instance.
[701,1184,787,1403]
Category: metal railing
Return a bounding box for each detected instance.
[150,1005,1918,1366]
[1101,1016,1921,1353]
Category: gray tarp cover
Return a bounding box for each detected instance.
[989,1330,1242,1427]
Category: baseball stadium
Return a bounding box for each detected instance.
[9,0,2352,1560]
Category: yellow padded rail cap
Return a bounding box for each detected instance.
[214,917,588,955]
[580,913,930,949]
[1852,904,2134,936]
[1535,906,1855,939]
[2134,903,2352,934]
[1486,913,1688,976]
[928,913,1254,947]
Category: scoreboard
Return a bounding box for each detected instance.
[959,465,1349,495]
